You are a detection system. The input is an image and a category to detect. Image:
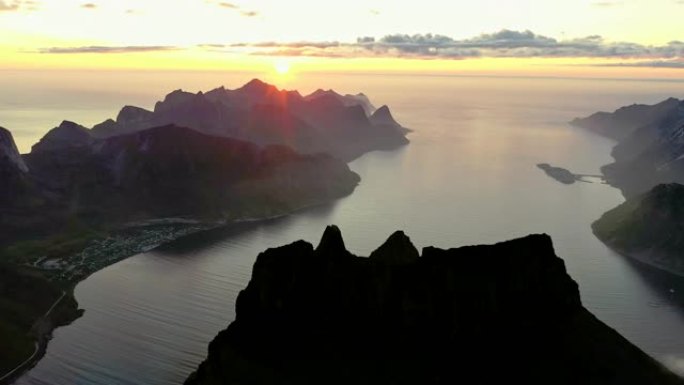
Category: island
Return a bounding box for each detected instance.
[0,80,408,380]
[185,226,682,385]
[537,163,577,184]
[592,183,684,276]
[571,98,684,198]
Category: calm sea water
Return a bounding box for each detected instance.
[4,71,684,384]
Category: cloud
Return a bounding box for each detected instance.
[0,0,38,11]
[81,3,96,9]
[226,30,684,63]
[39,45,177,54]
[207,0,258,17]
[593,59,684,68]
[0,1,18,10]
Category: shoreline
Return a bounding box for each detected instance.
[597,240,684,278]
[1,193,351,384]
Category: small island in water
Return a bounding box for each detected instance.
[186,226,682,385]
[537,163,577,184]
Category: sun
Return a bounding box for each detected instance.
[274,59,291,75]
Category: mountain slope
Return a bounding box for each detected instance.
[186,226,682,385]
[593,183,684,275]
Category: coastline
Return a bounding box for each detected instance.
[0,191,354,384]
[596,239,684,278]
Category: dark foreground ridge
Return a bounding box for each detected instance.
[593,183,684,276]
[186,226,682,385]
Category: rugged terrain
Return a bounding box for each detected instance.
[186,226,682,385]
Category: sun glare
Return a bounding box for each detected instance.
[274,59,291,75]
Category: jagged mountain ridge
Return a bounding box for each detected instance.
[185,226,683,385]
[91,79,409,161]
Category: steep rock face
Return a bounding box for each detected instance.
[571,98,684,197]
[592,183,684,275]
[0,127,28,173]
[186,227,682,385]
[0,127,30,206]
[90,80,409,161]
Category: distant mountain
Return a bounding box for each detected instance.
[571,98,684,197]
[91,79,409,161]
[593,183,684,276]
[186,226,683,385]
[1,124,360,248]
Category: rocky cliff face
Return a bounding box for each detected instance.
[90,79,409,161]
[593,183,684,276]
[186,226,682,385]
[0,127,31,207]
[571,98,684,197]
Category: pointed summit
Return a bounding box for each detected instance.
[240,79,277,93]
[369,231,419,265]
[315,225,352,259]
[32,120,92,153]
[370,105,399,127]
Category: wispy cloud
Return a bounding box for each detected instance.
[207,0,258,17]
[0,0,38,11]
[226,30,684,62]
[593,59,684,68]
[39,45,177,54]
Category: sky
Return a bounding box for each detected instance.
[1,0,684,77]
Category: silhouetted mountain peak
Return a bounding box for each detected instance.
[315,225,351,259]
[241,78,277,93]
[369,231,419,265]
[370,105,400,126]
[32,120,92,153]
[117,106,153,124]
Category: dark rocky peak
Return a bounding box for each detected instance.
[0,126,28,173]
[315,225,353,259]
[154,89,197,113]
[239,78,280,96]
[370,105,399,126]
[305,88,340,100]
[116,105,153,125]
[305,92,345,110]
[369,231,419,265]
[31,120,92,153]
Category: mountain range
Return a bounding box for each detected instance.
[91,79,409,161]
